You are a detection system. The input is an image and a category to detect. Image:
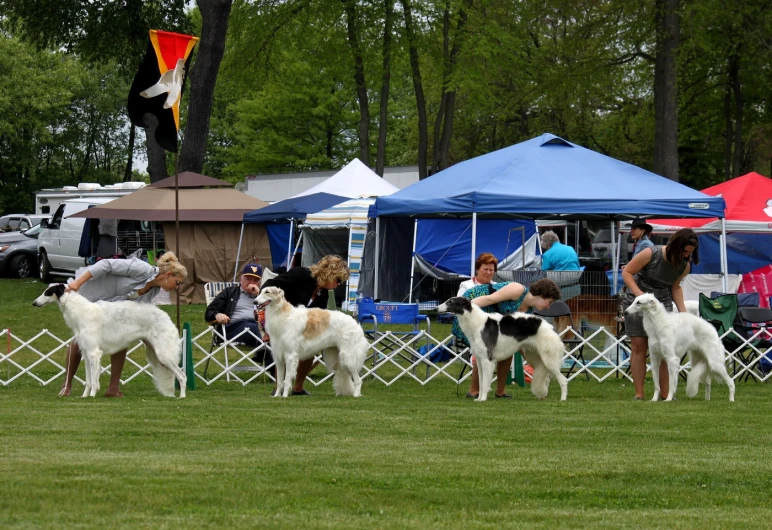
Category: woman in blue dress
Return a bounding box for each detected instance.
[453,278,561,399]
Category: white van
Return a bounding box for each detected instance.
[37,197,115,281]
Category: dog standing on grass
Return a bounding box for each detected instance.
[625,293,735,402]
[33,284,186,398]
[255,286,367,398]
[438,297,567,402]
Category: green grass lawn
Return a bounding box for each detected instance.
[2,279,772,529]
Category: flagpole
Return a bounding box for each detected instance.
[175,151,180,331]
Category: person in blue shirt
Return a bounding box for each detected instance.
[630,218,655,257]
[540,231,580,271]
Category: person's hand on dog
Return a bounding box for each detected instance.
[215,313,231,325]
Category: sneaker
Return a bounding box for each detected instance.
[291,389,312,396]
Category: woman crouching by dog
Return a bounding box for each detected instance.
[58,252,187,397]
[259,255,350,396]
[452,275,562,399]
[621,228,698,401]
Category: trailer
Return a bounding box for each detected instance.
[35,182,146,215]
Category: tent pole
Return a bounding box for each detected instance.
[347,224,353,310]
[408,220,417,304]
[374,217,380,299]
[471,213,477,277]
[233,222,245,282]
[611,221,618,295]
[174,152,180,332]
[720,218,728,292]
[291,229,304,268]
[286,220,294,269]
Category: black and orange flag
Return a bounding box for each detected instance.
[128,30,199,153]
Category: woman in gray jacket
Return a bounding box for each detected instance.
[58,252,187,397]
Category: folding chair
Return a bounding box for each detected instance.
[203,282,269,381]
[699,293,744,376]
[357,299,432,378]
[534,301,589,380]
[736,306,772,380]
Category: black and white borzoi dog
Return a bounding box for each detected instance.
[33,284,187,398]
[255,286,367,398]
[625,293,735,402]
[438,297,568,402]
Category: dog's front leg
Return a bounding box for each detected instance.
[88,350,102,398]
[649,351,661,402]
[476,355,493,402]
[662,348,679,401]
[704,370,712,401]
[282,354,299,398]
[81,351,92,398]
[274,356,286,398]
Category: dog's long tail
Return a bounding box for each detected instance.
[145,329,181,398]
[529,327,567,400]
[322,347,355,397]
[686,357,707,398]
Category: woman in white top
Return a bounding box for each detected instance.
[457,252,497,296]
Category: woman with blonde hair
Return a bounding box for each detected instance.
[261,255,350,395]
[59,251,187,397]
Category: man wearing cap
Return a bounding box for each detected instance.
[205,263,272,366]
[630,218,654,258]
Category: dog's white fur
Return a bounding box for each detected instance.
[625,293,735,402]
[438,297,568,402]
[33,284,186,398]
[256,286,367,398]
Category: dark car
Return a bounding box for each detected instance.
[0,224,42,278]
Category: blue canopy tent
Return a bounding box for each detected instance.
[236,192,349,279]
[365,133,727,300]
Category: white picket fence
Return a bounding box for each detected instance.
[2,324,770,389]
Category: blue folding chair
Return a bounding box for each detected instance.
[357,299,432,378]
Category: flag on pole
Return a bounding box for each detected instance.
[128,30,199,153]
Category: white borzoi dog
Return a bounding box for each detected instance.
[625,293,735,402]
[33,284,186,398]
[255,286,367,398]
[438,297,568,402]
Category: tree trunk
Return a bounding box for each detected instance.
[144,115,168,183]
[342,0,371,166]
[723,85,732,181]
[730,51,743,178]
[124,125,135,182]
[653,0,679,182]
[402,0,428,179]
[375,0,393,177]
[432,0,470,174]
[432,3,451,173]
[179,0,233,174]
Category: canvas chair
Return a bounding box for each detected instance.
[736,306,772,380]
[203,282,270,381]
[699,293,744,376]
[357,299,433,378]
[534,301,590,380]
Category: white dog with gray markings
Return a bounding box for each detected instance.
[255,286,367,397]
[438,297,568,402]
[625,292,735,402]
[32,283,186,398]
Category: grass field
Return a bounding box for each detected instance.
[2,279,772,529]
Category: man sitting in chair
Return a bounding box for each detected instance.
[204,262,273,371]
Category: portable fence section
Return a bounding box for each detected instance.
[2,325,770,389]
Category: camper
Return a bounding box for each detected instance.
[37,198,116,281]
[35,182,146,215]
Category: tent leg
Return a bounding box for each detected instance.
[720,218,728,292]
[408,220,417,304]
[233,222,245,282]
[286,220,294,269]
[374,217,380,300]
[471,213,477,277]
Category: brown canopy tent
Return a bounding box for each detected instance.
[70,184,271,304]
[148,171,233,189]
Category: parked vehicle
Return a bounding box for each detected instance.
[37,197,115,282]
[592,229,632,262]
[0,214,50,233]
[0,224,43,278]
